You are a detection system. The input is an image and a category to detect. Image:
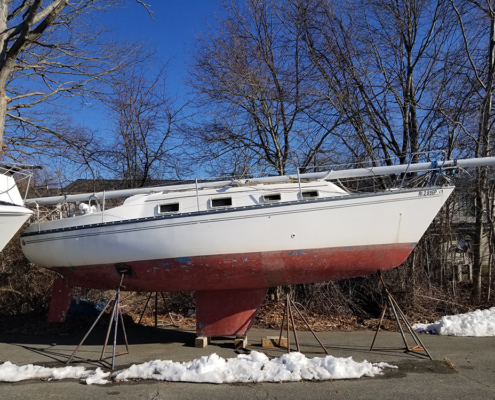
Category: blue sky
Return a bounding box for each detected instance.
[76,0,223,129]
[107,1,221,90]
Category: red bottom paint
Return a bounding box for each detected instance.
[48,243,415,335]
[50,243,415,291]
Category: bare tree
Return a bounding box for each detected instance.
[95,65,186,188]
[0,0,151,158]
[188,0,343,176]
[294,0,457,165]
[445,0,495,299]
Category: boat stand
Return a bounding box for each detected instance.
[277,292,329,354]
[67,274,129,369]
[137,292,178,329]
[370,271,432,360]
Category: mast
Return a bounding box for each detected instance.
[25,157,495,205]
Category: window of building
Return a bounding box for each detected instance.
[458,194,475,217]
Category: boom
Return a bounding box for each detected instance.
[25,156,495,205]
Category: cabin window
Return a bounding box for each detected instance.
[263,193,281,202]
[302,191,319,198]
[211,197,232,207]
[159,203,180,213]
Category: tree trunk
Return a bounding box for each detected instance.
[472,8,495,301]
[0,90,7,154]
[473,181,486,300]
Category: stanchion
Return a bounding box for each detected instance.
[67,274,130,369]
[137,292,178,328]
[277,292,329,354]
[370,270,432,360]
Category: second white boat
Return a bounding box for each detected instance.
[0,164,33,252]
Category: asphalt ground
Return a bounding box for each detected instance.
[0,326,494,399]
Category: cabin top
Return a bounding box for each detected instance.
[124,180,348,205]
[24,180,350,232]
[122,180,349,215]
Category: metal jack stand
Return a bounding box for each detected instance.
[278,293,329,354]
[137,292,178,329]
[370,271,432,360]
[67,274,129,369]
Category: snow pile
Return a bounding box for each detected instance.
[413,307,495,337]
[0,361,110,385]
[0,352,397,385]
[113,351,397,383]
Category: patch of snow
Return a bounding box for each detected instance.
[0,352,397,385]
[413,307,495,336]
[0,361,110,385]
[112,351,397,383]
[372,362,399,369]
[85,368,111,385]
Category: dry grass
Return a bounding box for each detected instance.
[443,357,458,371]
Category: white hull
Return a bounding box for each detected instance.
[0,168,33,252]
[0,205,33,251]
[22,186,453,268]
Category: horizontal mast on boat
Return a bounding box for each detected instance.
[24,156,495,205]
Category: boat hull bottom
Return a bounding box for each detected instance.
[47,243,415,335]
[49,242,416,292]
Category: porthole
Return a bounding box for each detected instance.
[302,191,319,198]
[211,197,233,207]
[263,193,281,202]
[159,203,180,213]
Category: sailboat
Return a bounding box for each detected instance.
[19,157,495,337]
[0,164,33,252]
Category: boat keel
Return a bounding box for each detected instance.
[47,277,73,323]
[195,288,267,336]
